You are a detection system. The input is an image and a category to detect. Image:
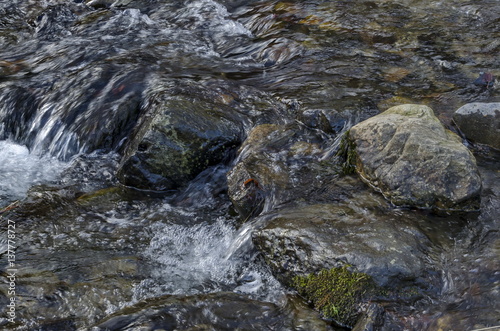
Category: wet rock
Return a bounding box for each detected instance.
[227,123,332,219]
[382,67,411,83]
[252,198,431,288]
[352,303,385,331]
[94,292,330,331]
[227,124,289,218]
[473,72,495,88]
[11,184,78,218]
[118,95,243,191]
[349,104,481,209]
[453,102,500,150]
[298,109,334,133]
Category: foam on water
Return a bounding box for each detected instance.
[134,215,285,304]
[177,0,253,37]
[0,140,68,202]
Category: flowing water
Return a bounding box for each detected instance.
[0,0,499,330]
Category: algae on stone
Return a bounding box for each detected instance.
[118,96,242,191]
[292,266,375,327]
[335,130,357,175]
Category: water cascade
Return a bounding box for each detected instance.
[0,0,498,330]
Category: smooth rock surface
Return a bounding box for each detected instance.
[453,102,500,150]
[349,104,481,209]
[252,181,432,287]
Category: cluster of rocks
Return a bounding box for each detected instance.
[115,100,497,328]
[118,101,497,208]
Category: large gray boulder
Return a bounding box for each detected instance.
[349,104,481,209]
[453,102,500,150]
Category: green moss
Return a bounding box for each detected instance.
[335,130,357,175]
[292,266,375,326]
[76,187,122,204]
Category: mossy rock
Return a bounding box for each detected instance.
[76,186,123,204]
[335,130,357,175]
[292,266,375,327]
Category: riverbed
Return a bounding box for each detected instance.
[0,0,499,330]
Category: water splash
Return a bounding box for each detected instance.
[134,214,285,304]
[0,140,68,202]
[175,0,253,38]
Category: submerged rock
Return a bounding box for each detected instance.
[94,292,330,331]
[250,177,445,329]
[453,102,500,150]
[226,123,335,219]
[349,104,481,209]
[253,197,430,288]
[118,95,243,191]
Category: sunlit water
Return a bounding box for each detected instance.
[0,0,498,329]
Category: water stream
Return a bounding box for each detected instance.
[0,0,499,330]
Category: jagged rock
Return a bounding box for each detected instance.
[349,104,481,209]
[453,102,500,150]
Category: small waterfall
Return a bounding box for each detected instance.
[27,102,82,159]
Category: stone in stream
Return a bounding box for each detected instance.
[226,123,332,219]
[348,104,481,209]
[116,80,294,192]
[227,123,431,288]
[227,124,293,219]
[453,102,500,150]
[94,292,330,330]
[252,189,430,288]
[251,180,434,329]
[117,94,243,191]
